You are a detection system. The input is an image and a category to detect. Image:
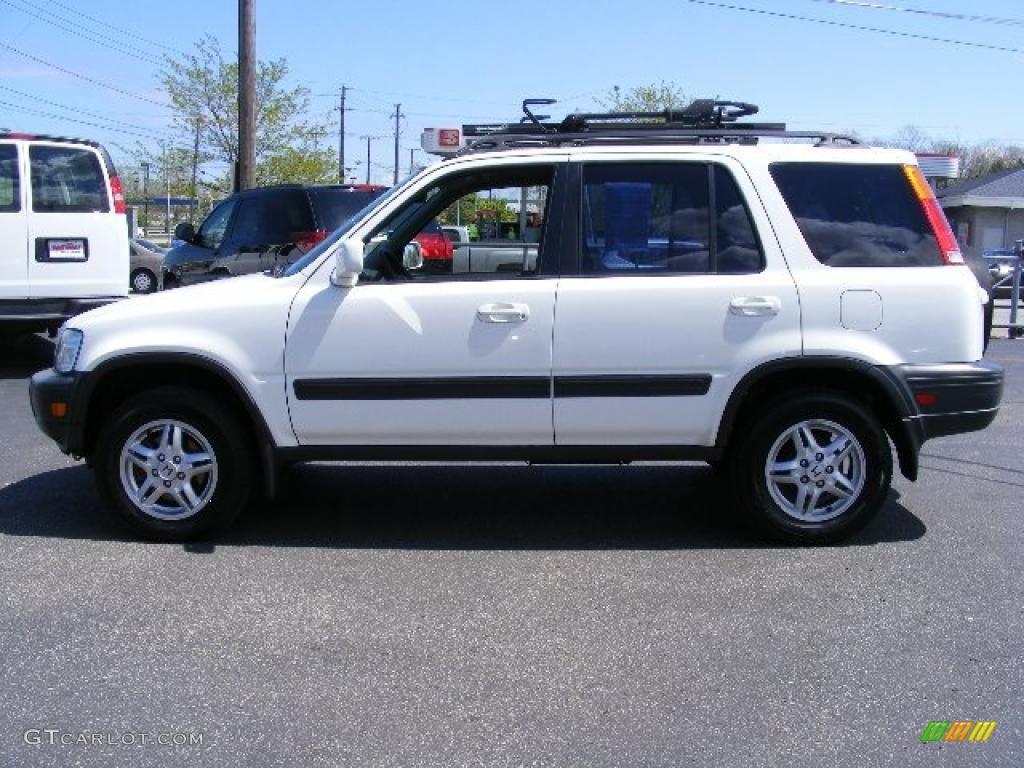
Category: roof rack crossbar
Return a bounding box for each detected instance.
[458,129,861,155]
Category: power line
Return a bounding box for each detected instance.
[358,87,524,108]
[0,84,173,139]
[0,0,164,65]
[0,99,168,140]
[681,0,1024,54]
[810,0,1024,28]
[0,42,171,105]
[43,0,189,55]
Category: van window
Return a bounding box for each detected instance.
[29,145,109,213]
[770,162,940,267]
[0,144,19,212]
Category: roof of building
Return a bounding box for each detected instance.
[938,166,1024,200]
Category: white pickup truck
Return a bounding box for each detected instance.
[441,225,539,273]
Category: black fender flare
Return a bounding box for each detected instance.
[715,356,922,481]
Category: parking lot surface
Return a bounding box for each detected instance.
[1,335,1021,767]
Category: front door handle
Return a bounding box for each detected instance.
[477,302,529,323]
[729,296,781,317]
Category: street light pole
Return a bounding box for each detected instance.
[360,135,374,185]
[141,162,150,229]
[162,141,171,234]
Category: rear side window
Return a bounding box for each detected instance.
[581,162,763,274]
[715,165,762,273]
[231,190,313,244]
[309,188,386,229]
[770,162,939,267]
[0,144,19,212]
[29,145,109,213]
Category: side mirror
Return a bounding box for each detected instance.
[174,221,195,243]
[332,238,364,287]
[402,241,424,271]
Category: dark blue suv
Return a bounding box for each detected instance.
[162,184,386,287]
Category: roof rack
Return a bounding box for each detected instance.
[458,99,860,154]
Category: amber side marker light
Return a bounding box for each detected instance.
[50,402,68,418]
[903,165,964,265]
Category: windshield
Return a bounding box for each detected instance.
[281,174,419,277]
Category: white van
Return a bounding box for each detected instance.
[0,132,129,336]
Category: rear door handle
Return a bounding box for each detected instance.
[477,302,529,323]
[729,296,781,317]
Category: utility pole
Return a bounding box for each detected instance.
[360,135,375,185]
[392,103,403,185]
[237,0,256,191]
[338,85,347,184]
[408,148,416,175]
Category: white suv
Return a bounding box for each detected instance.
[1,132,129,336]
[29,102,1003,543]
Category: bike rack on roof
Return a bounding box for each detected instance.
[457,98,861,154]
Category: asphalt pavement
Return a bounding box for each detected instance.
[0,334,1021,767]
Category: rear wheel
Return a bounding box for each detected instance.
[730,393,892,543]
[93,387,254,540]
[130,268,157,294]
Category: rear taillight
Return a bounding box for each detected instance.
[292,230,330,253]
[109,174,126,214]
[903,165,963,265]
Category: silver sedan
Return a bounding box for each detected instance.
[129,238,167,293]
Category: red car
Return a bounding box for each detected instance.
[414,219,454,273]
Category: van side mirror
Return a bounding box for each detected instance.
[332,238,364,287]
[174,222,195,243]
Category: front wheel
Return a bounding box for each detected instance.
[730,393,892,543]
[93,387,255,540]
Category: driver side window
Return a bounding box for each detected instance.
[365,165,554,280]
[196,198,238,249]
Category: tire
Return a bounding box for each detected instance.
[130,268,157,294]
[93,386,255,541]
[729,392,892,544]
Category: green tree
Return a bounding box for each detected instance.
[883,125,1024,181]
[160,35,334,185]
[598,81,689,113]
[439,193,517,226]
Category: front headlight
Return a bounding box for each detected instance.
[54,328,84,373]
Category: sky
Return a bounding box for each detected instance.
[1,0,1023,187]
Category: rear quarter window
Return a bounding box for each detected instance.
[770,162,939,267]
[29,145,109,213]
[231,189,313,244]
[310,188,386,229]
